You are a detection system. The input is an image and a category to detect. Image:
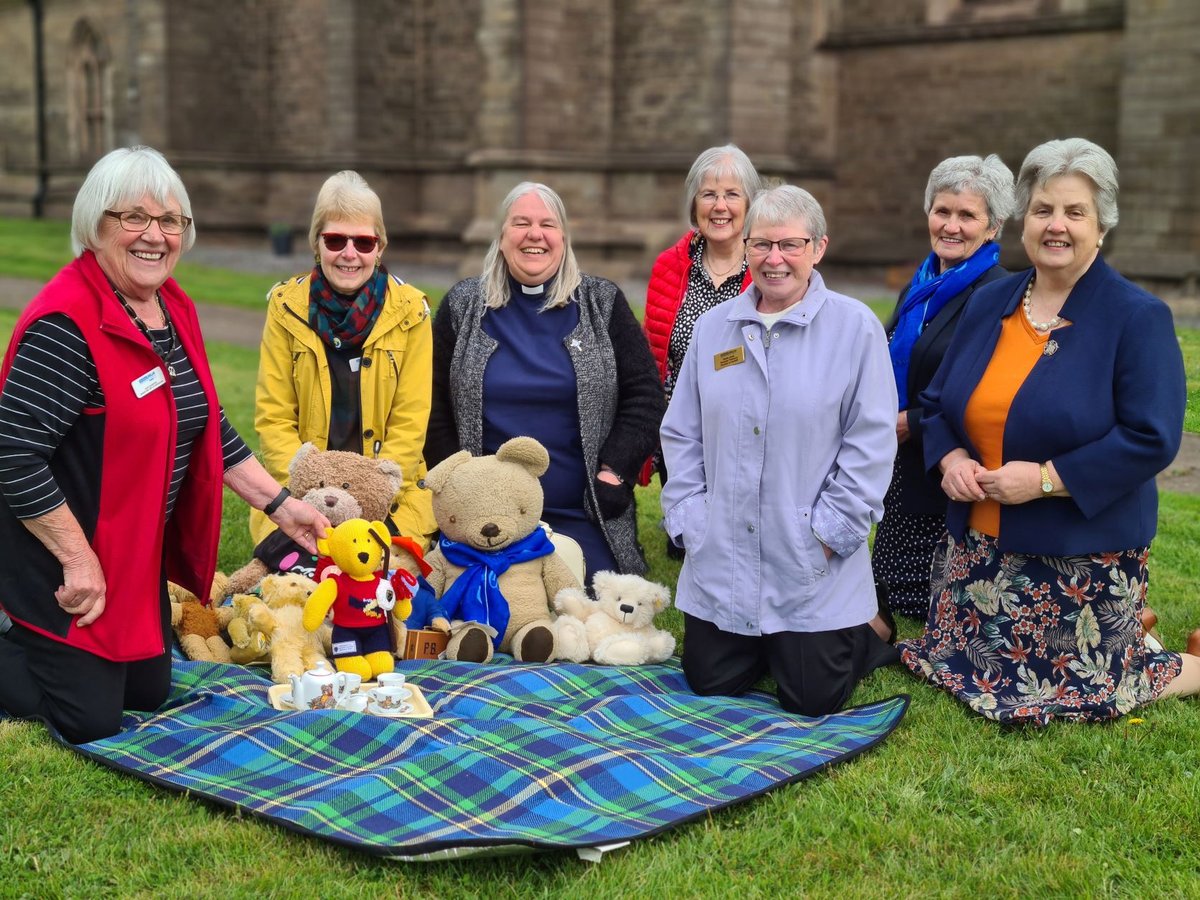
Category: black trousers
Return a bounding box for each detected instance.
[682,612,898,717]
[0,585,172,744]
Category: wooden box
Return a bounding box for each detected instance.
[403,628,449,660]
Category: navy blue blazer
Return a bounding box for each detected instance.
[919,255,1184,556]
[885,264,1007,517]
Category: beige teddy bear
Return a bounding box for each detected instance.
[168,572,234,663]
[553,571,676,666]
[226,443,405,595]
[226,572,330,683]
[423,437,583,664]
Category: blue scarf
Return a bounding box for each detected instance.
[436,529,556,649]
[889,241,999,408]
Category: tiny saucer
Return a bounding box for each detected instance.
[280,692,295,708]
[368,701,414,718]
[368,687,412,703]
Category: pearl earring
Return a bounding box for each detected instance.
[1098,237,1104,248]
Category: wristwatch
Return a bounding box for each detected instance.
[1039,463,1053,496]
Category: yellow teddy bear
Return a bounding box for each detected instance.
[303,519,404,681]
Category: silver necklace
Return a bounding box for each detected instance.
[704,249,742,281]
[1022,276,1062,333]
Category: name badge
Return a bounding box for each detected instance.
[349,356,362,373]
[331,639,357,656]
[131,367,167,398]
[714,346,746,371]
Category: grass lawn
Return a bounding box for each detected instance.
[3,270,1200,895]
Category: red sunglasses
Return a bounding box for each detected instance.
[320,232,380,253]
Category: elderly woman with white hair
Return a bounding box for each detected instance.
[661,184,899,717]
[0,146,328,743]
[425,182,663,583]
[641,146,762,558]
[900,138,1200,724]
[872,154,1014,619]
[253,170,435,555]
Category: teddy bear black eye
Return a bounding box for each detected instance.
[391,502,399,513]
[519,507,527,516]
[449,515,457,524]
[318,480,326,488]
[342,482,350,490]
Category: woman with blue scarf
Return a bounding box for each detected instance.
[872,155,1014,618]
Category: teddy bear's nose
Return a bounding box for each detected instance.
[324,496,337,508]
[620,603,634,615]
[480,523,500,539]
[357,551,370,564]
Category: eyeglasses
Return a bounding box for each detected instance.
[697,190,745,207]
[744,237,814,256]
[104,209,192,235]
[321,232,380,253]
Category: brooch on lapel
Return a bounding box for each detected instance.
[1043,340,1059,357]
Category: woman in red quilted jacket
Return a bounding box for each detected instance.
[642,145,761,556]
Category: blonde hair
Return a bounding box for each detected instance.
[481,182,582,311]
[308,170,388,253]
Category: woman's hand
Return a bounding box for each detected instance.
[56,547,107,627]
[594,466,634,519]
[270,498,330,554]
[896,411,911,445]
[976,462,1046,505]
[939,449,987,502]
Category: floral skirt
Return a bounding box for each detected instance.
[898,529,1181,725]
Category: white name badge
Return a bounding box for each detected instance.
[131,367,167,398]
[349,356,362,373]
[331,639,357,656]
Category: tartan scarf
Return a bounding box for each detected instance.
[307,265,387,350]
[436,529,556,649]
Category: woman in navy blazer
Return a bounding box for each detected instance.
[873,155,1013,618]
[899,138,1200,724]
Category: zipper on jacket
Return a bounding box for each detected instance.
[386,350,398,378]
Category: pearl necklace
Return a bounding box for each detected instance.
[1022,276,1062,333]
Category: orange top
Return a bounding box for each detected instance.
[962,311,1051,536]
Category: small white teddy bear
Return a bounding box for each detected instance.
[553,571,676,666]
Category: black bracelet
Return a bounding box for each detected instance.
[263,487,291,516]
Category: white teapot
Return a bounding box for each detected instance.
[288,662,349,710]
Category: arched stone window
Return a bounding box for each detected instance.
[68,19,112,161]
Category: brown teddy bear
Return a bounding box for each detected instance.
[226,572,330,683]
[226,443,405,595]
[423,437,583,664]
[168,573,235,663]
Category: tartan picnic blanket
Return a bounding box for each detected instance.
[66,656,908,859]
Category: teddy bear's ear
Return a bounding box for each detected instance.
[651,581,672,612]
[288,442,319,479]
[496,436,549,478]
[423,450,473,494]
[376,458,404,496]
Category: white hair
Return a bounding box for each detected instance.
[71,146,195,256]
[683,144,763,227]
[1015,138,1119,233]
[481,182,582,311]
[923,154,1015,238]
[744,185,827,242]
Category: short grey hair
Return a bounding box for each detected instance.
[924,154,1015,238]
[1014,138,1119,233]
[481,182,582,311]
[71,146,195,256]
[744,184,827,242]
[684,144,763,228]
[308,170,387,254]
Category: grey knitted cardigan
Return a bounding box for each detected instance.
[426,274,664,575]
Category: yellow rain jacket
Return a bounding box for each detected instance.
[251,272,435,544]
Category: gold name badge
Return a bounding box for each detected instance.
[714,346,746,370]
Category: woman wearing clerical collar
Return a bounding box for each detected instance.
[425,182,663,583]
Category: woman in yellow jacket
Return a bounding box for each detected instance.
[252,171,435,549]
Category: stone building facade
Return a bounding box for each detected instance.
[0,0,1195,285]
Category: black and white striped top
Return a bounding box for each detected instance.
[0,313,253,521]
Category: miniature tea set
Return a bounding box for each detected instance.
[277,664,418,717]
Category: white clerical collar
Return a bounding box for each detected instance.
[519,282,545,295]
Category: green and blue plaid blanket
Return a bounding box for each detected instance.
[68,657,907,858]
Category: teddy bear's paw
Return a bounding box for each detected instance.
[552,586,593,620]
[551,616,590,663]
[446,624,494,664]
[592,635,653,667]
[512,622,556,664]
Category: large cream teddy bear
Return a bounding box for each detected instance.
[226,443,405,595]
[423,437,583,664]
[554,571,676,665]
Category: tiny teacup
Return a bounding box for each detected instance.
[376,672,406,690]
[368,685,410,712]
[336,693,369,713]
[341,672,363,694]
